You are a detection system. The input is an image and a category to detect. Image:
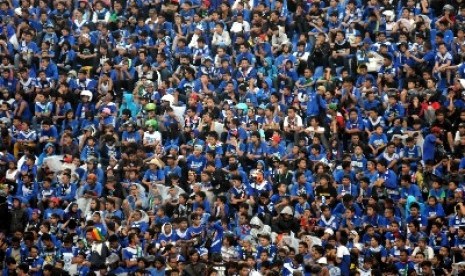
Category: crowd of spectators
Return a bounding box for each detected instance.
[1,0,465,275]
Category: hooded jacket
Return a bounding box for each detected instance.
[37,143,55,167]
[157,223,177,248]
[119,93,140,118]
[249,216,271,239]
[257,57,278,80]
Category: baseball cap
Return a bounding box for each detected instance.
[270,134,281,143]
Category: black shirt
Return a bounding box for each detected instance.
[78,43,96,67]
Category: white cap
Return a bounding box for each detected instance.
[280,206,293,215]
[324,228,334,236]
[317,257,328,264]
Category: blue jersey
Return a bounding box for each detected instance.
[122,246,143,273]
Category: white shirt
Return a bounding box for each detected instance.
[143,131,162,145]
[283,115,303,129]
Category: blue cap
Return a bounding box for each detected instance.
[362,37,373,45]
[384,53,394,60]
[258,103,267,109]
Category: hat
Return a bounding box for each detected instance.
[195,25,204,31]
[144,80,154,87]
[190,93,199,101]
[68,69,78,78]
[324,228,334,236]
[317,86,326,92]
[202,56,213,63]
[280,206,293,215]
[45,143,55,150]
[91,227,105,242]
[328,103,338,111]
[459,123,465,128]
[86,157,97,164]
[14,7,22,16]
[32,209,41,215]
[258,103,267,110]
[443,4,454,11]
[317,257,328,264]
[148,158,165,168]
[87,173,97,181]
[144,255,156,263]
[271,154,280,162]
[270,134,281,143]
[384,53,394,60]
[49,197,60,205]
[430,126,442,134]
[362,37,373,45]
[418,237,428,243]
[116,16,127,22]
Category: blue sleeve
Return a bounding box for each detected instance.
[64,184,77,202]
[122,248,132,261]
[51,127,58,140]
[52,65,58,80]
[459,158,465,169]
[422,207,430,218]
[352,185,359,197]
[332,204,343,215]
[427,134,436,144]
[385,172,397,189]
[306,183,314,197]
[94,183,103,197]
[143,170,150,180]
[87,80,97,92]
[122,132,128,142]
[158,170,165,180]
[368,135,375,145]
[290,185,297,196]
[441,234,448,247]
[135,132,141,143]
[80,147,88,161]
[437,204,445,217]
[381,248,388,257]
[382,135,388,144]
[414,185,422,199]
[239,129,248,140]
[420,216,428,226]
[204,200,211,213]
[140,222,149,233]
[16,182,23,196]
[96,169,104,184]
